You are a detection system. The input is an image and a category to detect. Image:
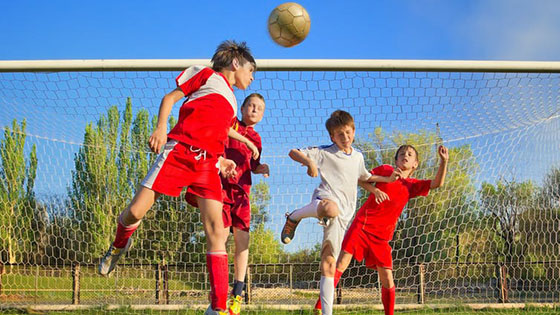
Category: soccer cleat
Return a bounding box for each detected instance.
[281,212,300,244]
[228,295,243,315]
[204,305,228,315]
[313,309,322,315]
[98,238,132,276]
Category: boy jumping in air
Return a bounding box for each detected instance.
[98,40,257,315]
[280,110,398,315]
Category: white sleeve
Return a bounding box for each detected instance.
[357,154,371,181]
[298,146,322,165]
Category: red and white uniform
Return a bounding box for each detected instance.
[142,66,237,205]
[342,164,431,269]
[221,118,262,232]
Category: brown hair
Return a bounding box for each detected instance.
[211,40,256,72]
[325,110,355,135]
[394,144,419,162]
[241,93,265,108]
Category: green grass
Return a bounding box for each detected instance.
[2,307,560,315]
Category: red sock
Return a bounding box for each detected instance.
[112,216,139,248]
[314,269,344,310]
[381,286,395,315]
[206,252,228,311]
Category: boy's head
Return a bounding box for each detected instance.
[241,93,265,127]
[325,110,355,152]
[395,145,419,172]
[212,40,256,90]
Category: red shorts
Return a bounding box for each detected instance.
[341,219,393,270]
[222,184,251,232]
[141,140,222,207]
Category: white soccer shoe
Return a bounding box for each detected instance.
[98,238,132,276]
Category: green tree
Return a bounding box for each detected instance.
[479,179,538,264]
[0,119,38,263]
[67,98,185,263]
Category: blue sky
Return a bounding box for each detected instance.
[2,0,560,61]
[1,0,560,253]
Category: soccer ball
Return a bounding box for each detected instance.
[268,2,311,47]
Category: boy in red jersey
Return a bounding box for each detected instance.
[221,93,269,315]
[98,40,257,315]
[319,144,448,315]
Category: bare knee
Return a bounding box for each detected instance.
[319,200,339,218]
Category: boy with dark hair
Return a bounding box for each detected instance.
[321,144,449,315]
[98,40,257,315]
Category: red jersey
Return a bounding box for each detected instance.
[223,118,262,196]
[167,66,237,156]
[354,164,431,241]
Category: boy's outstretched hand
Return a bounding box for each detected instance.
[219,157,238,179]
[149,127,167,154]
[438,145,449,162]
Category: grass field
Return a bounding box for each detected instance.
[2,306,560,315]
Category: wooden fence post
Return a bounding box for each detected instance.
[498,264,508,303]
[0,263,3,295]
[72,263,80,305]
[162,260,169,304]
[417,264,425,304]
[245,266,252,304]
[155,263,161,304]
[289,264,293,294]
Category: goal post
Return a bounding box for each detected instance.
[0,59,559,314]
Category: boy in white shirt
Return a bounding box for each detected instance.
[281,110,398,315]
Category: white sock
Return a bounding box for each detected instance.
[320,276,334,315]
[289,199,320,221]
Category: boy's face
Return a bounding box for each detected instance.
[234,60,255,90]
[330,125,355,153]
[241,97,265,126]
[395,147,419,171]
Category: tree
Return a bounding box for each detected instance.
[67,98,185,263]
[479,179,538,264]
[0,119,38,264]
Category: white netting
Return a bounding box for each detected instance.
[0,63,559,314]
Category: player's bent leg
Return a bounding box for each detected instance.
[316,199,339,226]
[98,187,160,276]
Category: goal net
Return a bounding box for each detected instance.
[0,59,559,314]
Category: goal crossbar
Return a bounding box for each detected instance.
[1,59,560,72]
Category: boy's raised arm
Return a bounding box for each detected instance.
[430,145,449,189]
[149,87,185,154]
[289,149,318,177]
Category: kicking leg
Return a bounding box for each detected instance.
[99,186,160,276]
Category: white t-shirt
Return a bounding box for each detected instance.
[299,144,371,229]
